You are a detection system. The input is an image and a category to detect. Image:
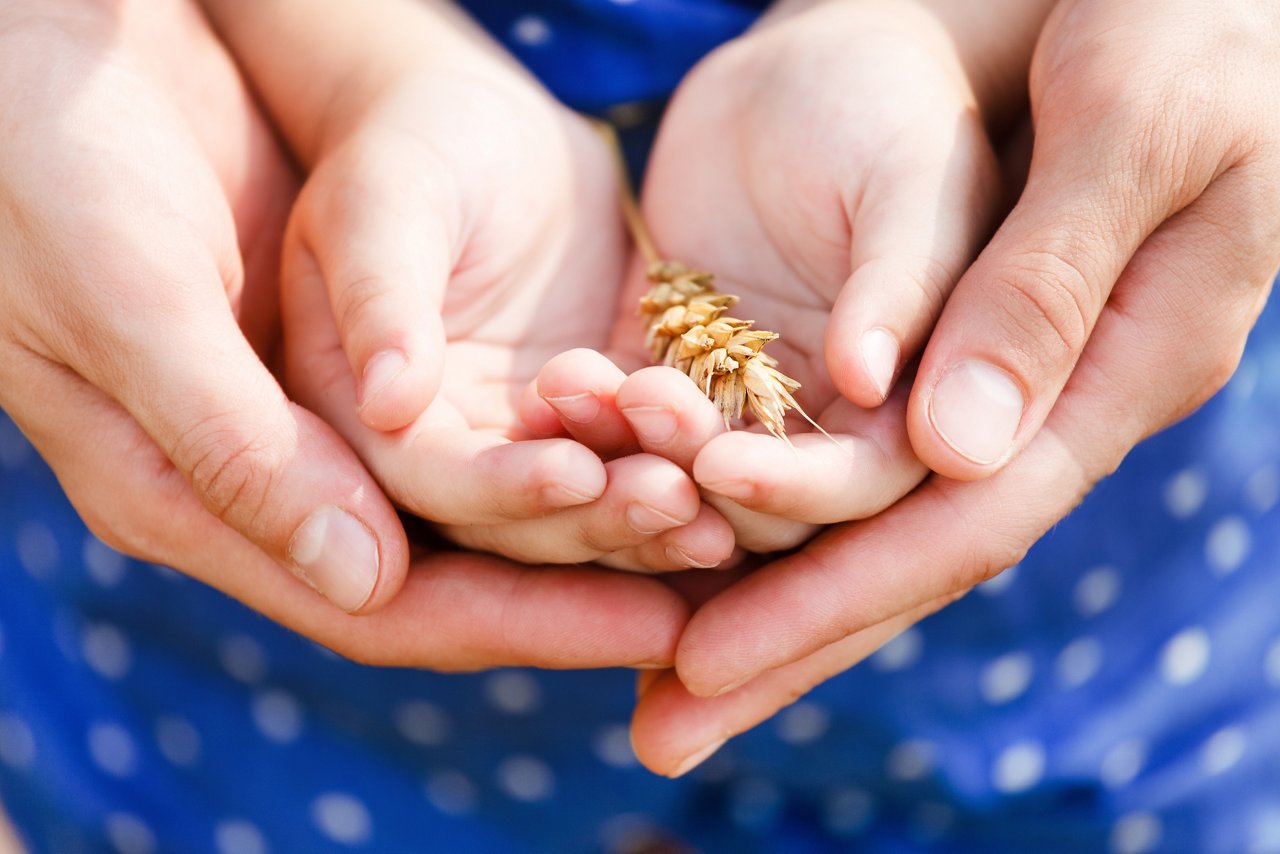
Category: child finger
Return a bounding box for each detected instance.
[536,348,640,457]
[594,504,737,573]
[616,366,729,472]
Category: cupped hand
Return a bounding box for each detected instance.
[629,0,1280,776]
[204,0,736,572]
[0,0,410,615]
[0,0,690,672]
[530,0,1013,552]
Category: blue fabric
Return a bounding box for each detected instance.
[3,3,1280,852]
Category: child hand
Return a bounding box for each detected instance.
[206,0,735,572]
[534,0,1035,552]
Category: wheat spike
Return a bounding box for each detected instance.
[595,120,815,442]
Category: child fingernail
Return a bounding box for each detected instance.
[359,349,408,410]
[700,479,754,502]
[288,506,379,613]
[545,392,600,423]
[669,739,726,778]
[543,482,600,508]
[664,545,719,569]
[627,502,685,535]
[928,359,1023,465]
[621,405,677,443]
[859,327,899,400]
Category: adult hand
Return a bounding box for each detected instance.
[629,0,1280,775]
[0,0,690,672]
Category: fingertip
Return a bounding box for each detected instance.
[908,357,1026,480]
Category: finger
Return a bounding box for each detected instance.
[693,391,927,524]
[616,365,729,471]
[632,596,954,777]
[906,100,1204,479]
[536,348,639,457]
[442,454,702,564]
[283,237,608,525]
[290,139,452,432]
[2,355,688,670]
[595,503,737,573]
[45,255,409,616]
[675,181,1276,697]
[826,112,1000,405]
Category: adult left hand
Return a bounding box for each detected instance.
[629,0,1280,776]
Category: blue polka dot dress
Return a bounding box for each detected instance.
[3,3,1279,852]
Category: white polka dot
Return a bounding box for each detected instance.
[214,820,268,854]
[1206,516,1251,575]
[311,793,372,846]
[154,716,201,767]
[978,564,1019,596]
[1266,638,1280,688]
[992,740,1045,794]
[393,700,449,747]
[484,671,541,715]
[218,635,268,685]
[870,627,923,672]
[251,690,303,744]
[1057,636,1104,689]
[424,770,478,816]
[1163,467,1208,519]
[1245,464,1280,514]
[88,722,137,778]
[592,724,638,769]
[823,787,874,835]
[909,801,955,843]
[1250,805,1280,853]
[0,714,36,770]
[981,652,1034,704]
[886,739,935,782]
[1160,627,1211,685]
[105,813,155,854]
[728,777,782,829]
[52,609,80,663]
[83,536,128,588]
[1200,725,1246,776]
[1100,738,1147,789]
[1074,566,1121,617]
[510,14,551,46]
[17,522,59,579]
[1110,812,1162,854]
[496,755,556,802]
[82,623,132,680]
[0,417,33,470]
[1230,358,1260,400]
[775,702,830,746]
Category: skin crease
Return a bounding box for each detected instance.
[626,0,1280,777]
[201,0,739,573]
[0,0,692,671]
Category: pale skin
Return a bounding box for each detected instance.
[0,0,690,672]
[200,0,737,573]
[627,0,1280,777]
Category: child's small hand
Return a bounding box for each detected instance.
[207,0,735,571]
[536,0,1024,552]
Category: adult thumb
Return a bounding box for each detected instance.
[906,116,1191,479]
[61,271,409,614]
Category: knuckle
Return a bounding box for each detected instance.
[172,413,285,529]
[990,249,1096,362]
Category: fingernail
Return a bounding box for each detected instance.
[626,502,686,535]
[288,506,379,612]
[359,349,408,410]
[664,545,720,569]
[860,327,899,400]
[545,392,600,424]
[711,674,753,698]
[621,405,677,443]
[929,359,1024,465]
[542,482,600,508]
[670,738,726,778]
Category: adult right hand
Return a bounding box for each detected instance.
[0,0,689,670]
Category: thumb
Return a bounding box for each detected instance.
[290,136,454,432]
[58,259,409,614]
[907,112,1197,478]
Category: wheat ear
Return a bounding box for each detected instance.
[595,120,824,443]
